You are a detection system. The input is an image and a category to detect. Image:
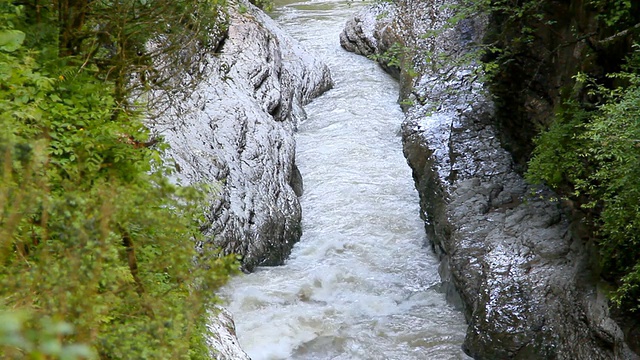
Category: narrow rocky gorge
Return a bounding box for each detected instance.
[341,0,639,359]
[146,0,639,357]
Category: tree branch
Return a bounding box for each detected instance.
[598,22,640,45]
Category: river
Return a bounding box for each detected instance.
[220,1,470,359]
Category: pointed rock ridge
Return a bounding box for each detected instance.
[341,1,638,359]
[149,0,332,273]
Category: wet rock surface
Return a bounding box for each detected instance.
[341,1,638,359]
[340,4,403,84]
[206,306,251,360]
[150,0,332,272]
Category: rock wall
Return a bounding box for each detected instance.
[341,1,638,359]
[150,1,332,273]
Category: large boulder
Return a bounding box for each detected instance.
[150,1,332,273]
[341,1,638,359]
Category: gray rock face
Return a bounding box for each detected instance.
[150,1,332,273]
[341,1,638,359]
[207,306,251,360]
[339,4,403,83]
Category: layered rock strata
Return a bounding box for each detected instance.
[341,1,637,359]
[150,1,332,273]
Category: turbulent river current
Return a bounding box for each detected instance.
[221,1,470,359]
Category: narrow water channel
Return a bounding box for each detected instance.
[220,1,470,359]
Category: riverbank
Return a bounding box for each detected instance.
[340,1,639,358]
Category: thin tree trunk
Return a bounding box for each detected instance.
[121,230,145,297]
[58,0,88,56]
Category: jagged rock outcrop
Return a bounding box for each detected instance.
[207,306,251,360]
[341,1,638,359]
[150,1,332,273]
[340,5,404,87]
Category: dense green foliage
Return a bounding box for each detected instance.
[0,0,238,358]
[527,55,640,312]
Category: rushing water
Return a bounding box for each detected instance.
[220,1,470,359]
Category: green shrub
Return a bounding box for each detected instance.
[1,1,238,358]
[527,52,640,312]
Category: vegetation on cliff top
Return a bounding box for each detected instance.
[0,0,239,358]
